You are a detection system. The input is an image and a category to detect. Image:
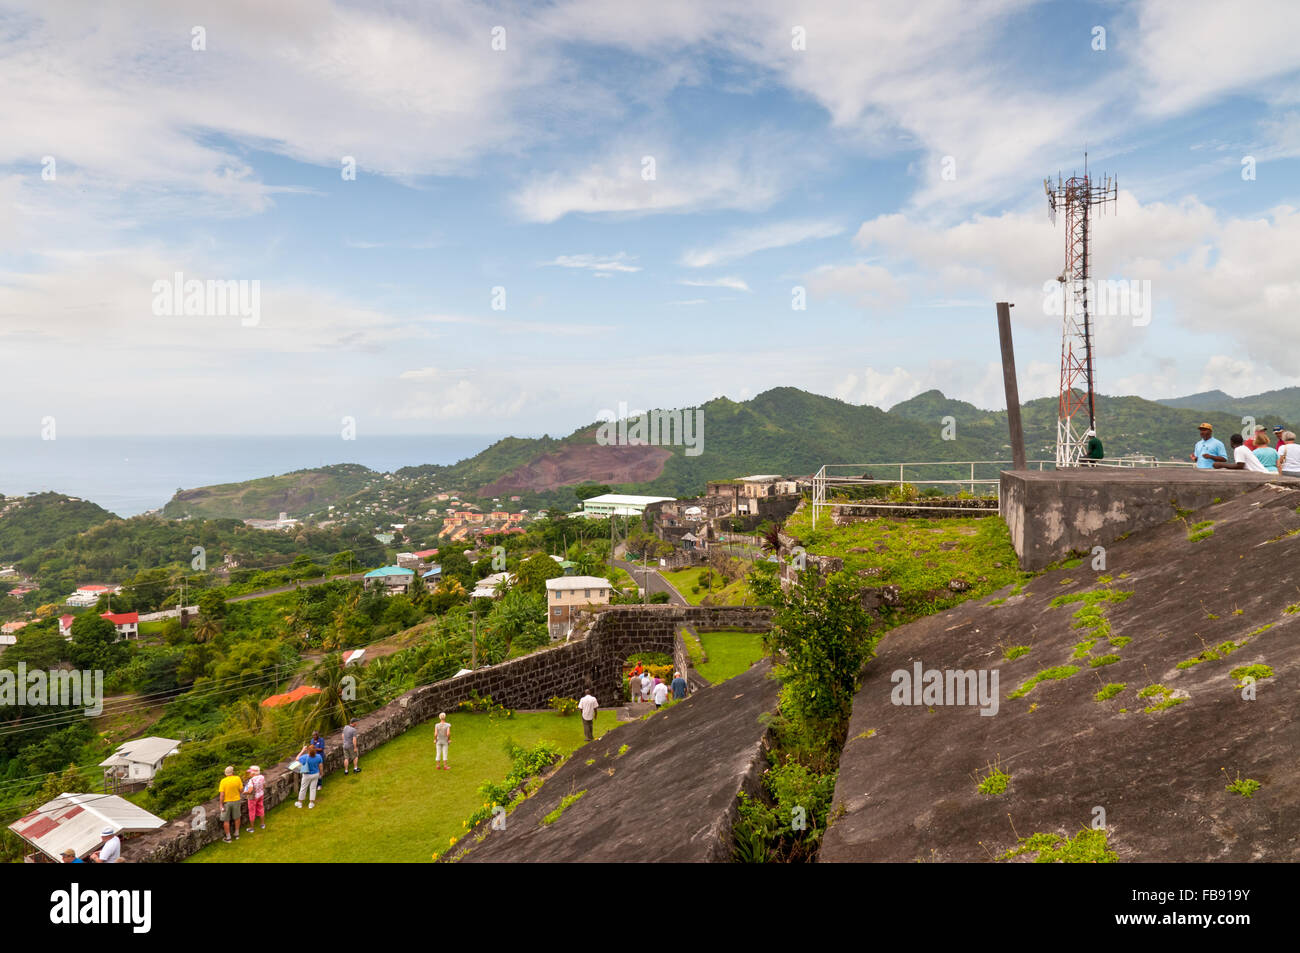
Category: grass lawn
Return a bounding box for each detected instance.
[661,566,752,606]
[695,629,767,684]
[185,709,620,863]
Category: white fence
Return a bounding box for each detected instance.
[811,458,1196,527]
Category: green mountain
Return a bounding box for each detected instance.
[154,386,1297,519]
[0,492,118,564]
[1155,387,1300,423]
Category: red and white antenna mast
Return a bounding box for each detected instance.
[1045,154,1117,467]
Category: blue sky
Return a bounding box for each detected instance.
[2,0,1299,438]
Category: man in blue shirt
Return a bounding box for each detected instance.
[1191,424,1226,468]
[671,670,688,700]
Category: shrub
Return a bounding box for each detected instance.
[549,696,579,716]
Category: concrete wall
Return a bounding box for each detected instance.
[122,604,771,863]
[1000,468,1300,570]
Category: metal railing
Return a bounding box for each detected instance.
[811,458,1197,527]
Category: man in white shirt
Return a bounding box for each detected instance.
[639,671,652,703]
[1214,433,1267,472]
[578,689,598,742]
[91,827,121,863]
[651,680,669,709]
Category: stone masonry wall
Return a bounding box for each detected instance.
[123,604,771,862]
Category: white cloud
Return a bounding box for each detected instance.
[1133,0,1300,115]
[511,146,788,223]
[546,254,641,273]
[805,262,907,311]
[682,221,844,268]
[678,276,751,292]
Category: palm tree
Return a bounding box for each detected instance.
[192,614,222,644]
[301,653,350,737]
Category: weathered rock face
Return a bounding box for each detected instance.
[122,604,771,863]
[822,483,1300,863]
[457,660,781,864]
[1000,468,1299,570]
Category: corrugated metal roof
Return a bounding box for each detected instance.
[8,793,165,861]
[545,576,613,589]
[98,736,179,768]
[363,565,414,578]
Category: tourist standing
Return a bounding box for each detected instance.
[578,689,598,742]
[218,765,243,841]
[294,745,323,809]
[628,670,640,703]
[434,713,452,770]
[1278,432,1300,476]
[342,719,361,775]
[307,730,326,789]
[671,670,688,700]
[1253,434,1279,470]
[243,765,266,831]
[652,679,669,709]
[639,670,652,703]
[1192,424,1226,468]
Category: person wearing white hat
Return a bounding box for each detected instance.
[1083,428,1104,464]
[91,827,121,863]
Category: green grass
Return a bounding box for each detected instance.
[1230,663,1273,688]
[1224,774,1261,799]
[1003,645,1031,661]
[1088,654,1120,668]
[1137,683,1186,713]
[975,763,1010,796]
[541,789,587,825]
[780,507,1023,618]
[1176,640,1242,668]
[185,709,620,863]
[695,629,767,683]
[1187,520,1215,542]
[999,828,1117,863]
[1008,665,1079,700]
[660,566,752,606]
[1094,682,1125,701]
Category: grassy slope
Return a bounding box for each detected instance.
[783,505,1024,619]
[661,566,752,605]
[185,709,619,863]
[694,630,767,684]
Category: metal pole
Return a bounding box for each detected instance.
[996,301,1027,470]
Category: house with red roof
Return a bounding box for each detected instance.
[58,614,75,639]
[100,611,139,640]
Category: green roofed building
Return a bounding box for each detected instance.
[363,565,414,595]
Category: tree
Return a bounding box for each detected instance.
[749,566,874,742]
[513,553,564,596]
[69,613,127,670]
[2,625,69,669]
[573,484,612,502]
[489,588,546,656]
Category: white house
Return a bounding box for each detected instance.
[545,575,613,640]
[471,571,515,599]
[98,737,181,783]
[58,614,75,639]
[100,611,140,640]
[65,583,120,607]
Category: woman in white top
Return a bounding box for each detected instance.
[1277,432,1300,475]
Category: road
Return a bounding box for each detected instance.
[612,557,687,605]
[224,572,366,603]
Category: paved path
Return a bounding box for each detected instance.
[612,558,688,605]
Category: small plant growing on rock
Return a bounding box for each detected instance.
[1094,682,1125,701]
[1003,645,1031,661]
[975,759,1010,796]
[1230,663,1273,688]
[1222,769,1261,799]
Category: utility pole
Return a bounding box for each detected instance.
[470,609,478,669]
[996,301,1027,471]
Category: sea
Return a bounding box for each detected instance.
[0,434,511,518]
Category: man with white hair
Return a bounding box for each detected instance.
[91,827,121,863]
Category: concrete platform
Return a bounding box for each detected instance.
[1000,468,1300,570]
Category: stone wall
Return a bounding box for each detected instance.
[123,604,771,863]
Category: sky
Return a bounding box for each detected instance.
[2,0,1299,437]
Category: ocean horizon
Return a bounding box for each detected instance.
[0,434,514,518]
